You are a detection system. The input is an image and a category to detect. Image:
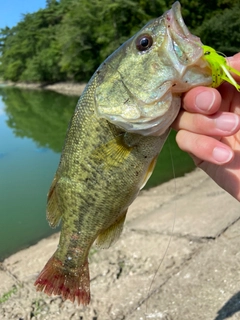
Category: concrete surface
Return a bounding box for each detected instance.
[0,168,240,320]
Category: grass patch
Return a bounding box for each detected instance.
[31,298,49,317]
[0,285,18,304]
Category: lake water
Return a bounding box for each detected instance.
[0,86,195,261]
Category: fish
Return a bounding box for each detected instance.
[34,1,212,305]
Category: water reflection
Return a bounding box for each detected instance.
[0,86,76,152]
[0,86,77,260]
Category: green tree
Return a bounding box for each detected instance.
[195,3,240,55]
[0,0,240,83]
[0,1,65,82]
[58,0,167,81]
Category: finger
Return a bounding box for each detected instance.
[227,52,240,81]
[219,82,240,114]
[182,87,221,115]
[176,130,234,165]
[172,111,240,136]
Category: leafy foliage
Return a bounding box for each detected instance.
[0,0,239,82]
[195,3,240,55]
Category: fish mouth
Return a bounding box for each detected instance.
[165,1,202,48]
[161,1,209,90]
[168,1,191,38]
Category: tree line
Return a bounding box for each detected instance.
[0,0,239,83]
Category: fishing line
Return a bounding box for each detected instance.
[144,133,176,319]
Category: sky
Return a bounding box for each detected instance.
[0,0,47,30]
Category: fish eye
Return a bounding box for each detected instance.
[136,34,153,52]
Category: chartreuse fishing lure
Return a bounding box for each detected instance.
[202,45,240,91]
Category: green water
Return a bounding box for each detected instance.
[0,86,195,260]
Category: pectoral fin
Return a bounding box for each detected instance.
[47,175,62,228]
[92,134,132,168]
[95,210,127,249]
[140,155,158,190]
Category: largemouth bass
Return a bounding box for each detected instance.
[35,2,212,304]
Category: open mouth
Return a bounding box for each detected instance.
[169,1,191,38]
[164,1,204,69]
[166,1,201,47]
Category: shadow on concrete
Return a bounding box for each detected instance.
[215,291,240,320]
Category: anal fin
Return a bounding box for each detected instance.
[47,175,62,228]
[95,210,127,249]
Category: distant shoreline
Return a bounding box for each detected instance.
[0,81,86,96]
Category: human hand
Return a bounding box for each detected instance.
[172,53,240,201]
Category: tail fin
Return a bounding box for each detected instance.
[34,255,90,305]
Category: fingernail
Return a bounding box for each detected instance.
[215,114,239,132]
[195,91,215,111]
[226,56,234,63]
[212,147,233,163]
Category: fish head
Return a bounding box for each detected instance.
[94,1,212,136]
